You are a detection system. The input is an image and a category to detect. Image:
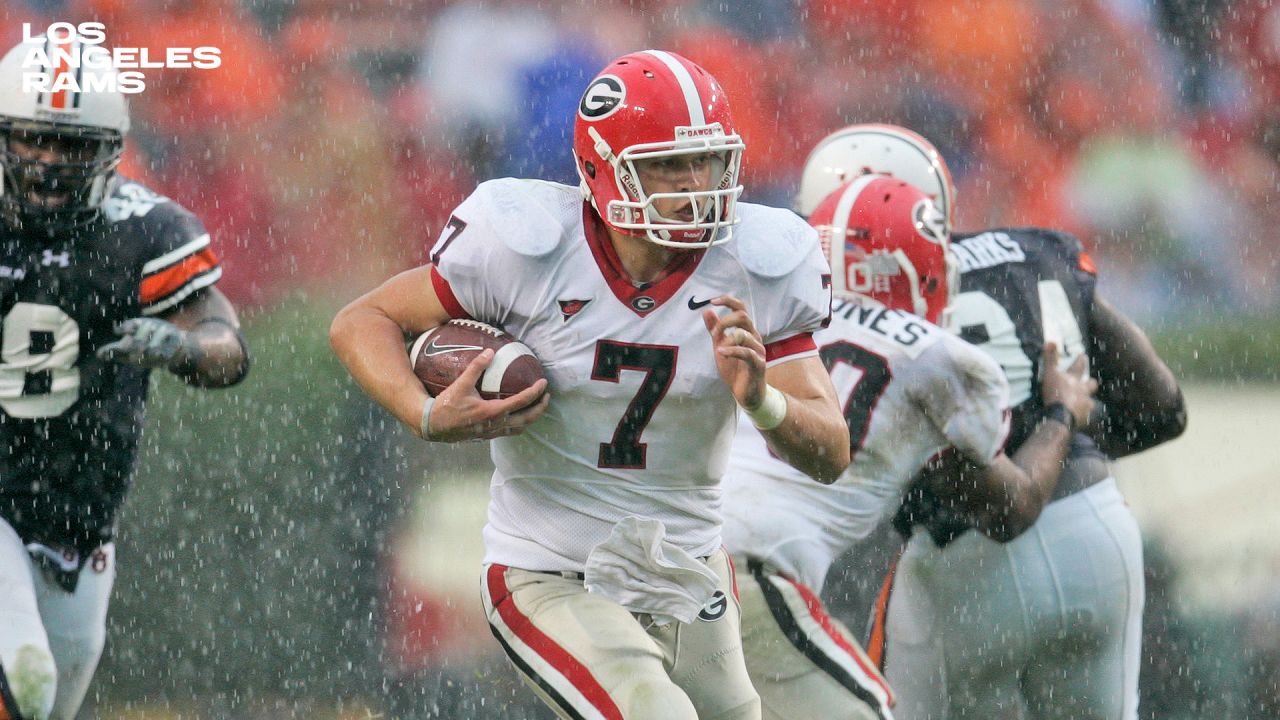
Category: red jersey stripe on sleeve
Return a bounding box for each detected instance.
[430,265,472,320]
[764,333,817,364]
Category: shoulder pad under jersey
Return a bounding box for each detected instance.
[941,330,1008,390]
[101,179,175,225]
[1015,226,1094,275]
[469,178,581,258]
[101,177,208,261]
[732,203,819,279]
[1003,226,1084,253]
[99,178,221,316]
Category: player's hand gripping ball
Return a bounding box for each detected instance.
[409,320,544,400]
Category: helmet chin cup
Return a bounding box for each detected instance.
[605,184,743,249]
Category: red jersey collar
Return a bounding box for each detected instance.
[582,203,706,317]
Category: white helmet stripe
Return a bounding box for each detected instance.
[642,50,705,126]
[862,126,950,219]
[892,248,926,318]
[829,174,880,292]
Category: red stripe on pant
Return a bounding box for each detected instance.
[724,549,740,602]
[776,572,895,704]
[486,564,623,720]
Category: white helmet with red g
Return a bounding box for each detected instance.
[811,174,957,326]
[0,35,130,232]
[796,123,954,234]
[573,50,745,249]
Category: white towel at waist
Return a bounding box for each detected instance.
[583,516,720,626]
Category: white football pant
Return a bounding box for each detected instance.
[0,519,114,720]
[482,548,760,720]
[878,479,1143,720]
[736,555,894,720]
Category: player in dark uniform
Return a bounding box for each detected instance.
[0,37,248,720]
[795,124,1186,719]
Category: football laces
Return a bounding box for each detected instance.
[448,319,507,337]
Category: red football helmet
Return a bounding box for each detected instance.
[811,175,957,326]
[573,50,744,248]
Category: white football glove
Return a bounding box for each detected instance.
[96,317,192,369]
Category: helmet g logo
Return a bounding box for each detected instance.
[579,76,625,120]
[912,199,946,244]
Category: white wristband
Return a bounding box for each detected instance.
[419,395,438,440]
[746,385,787,430]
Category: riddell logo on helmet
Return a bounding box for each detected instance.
[19,22,222,96]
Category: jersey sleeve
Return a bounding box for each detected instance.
[754,229,832,366]
[921,335,1012,465]
[137,203,222,316]
[428,180,554,326]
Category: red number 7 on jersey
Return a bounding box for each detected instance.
[819,341,891,457]
[591,340,677,469]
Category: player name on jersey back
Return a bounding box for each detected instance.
[952,231,1027,272]
[829,298,937,358]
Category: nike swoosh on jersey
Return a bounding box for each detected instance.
[688,296,713,310]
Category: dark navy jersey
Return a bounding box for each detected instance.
[0,175,221,553]
[948,227,1102,459]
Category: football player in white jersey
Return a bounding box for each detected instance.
[721,175,1098,720]
[330,50,850,720]
[798,124,1186,720]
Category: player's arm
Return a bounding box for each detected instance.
[762,355,850,483]
[329,266,548,442]
[923,344,1097,542]
[95,288,249,388]
[1085,295,1186,457]
[160,288,247,387]
[703,296,850,483]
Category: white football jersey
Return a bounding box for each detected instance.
[721,297,1011,591]
[430,179,831,572]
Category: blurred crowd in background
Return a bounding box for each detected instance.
[3,0,1280,322]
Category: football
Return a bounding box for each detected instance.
[409,320,544,400]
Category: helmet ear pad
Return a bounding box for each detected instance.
[811,175,955,326]
[572,50,745,249]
